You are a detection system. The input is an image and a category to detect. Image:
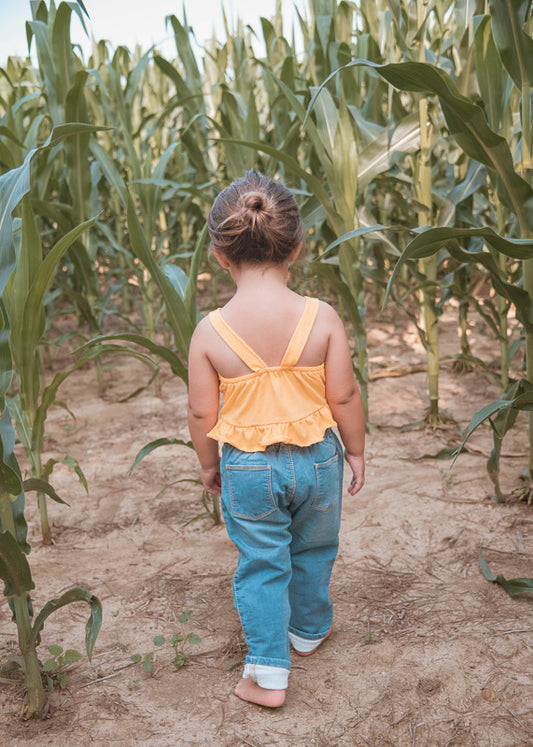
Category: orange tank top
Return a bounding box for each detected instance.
[206,297,336,452]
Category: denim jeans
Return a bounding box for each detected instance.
[220,429,343,689]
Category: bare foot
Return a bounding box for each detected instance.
[294,629,331,657]
[233,678,286,707]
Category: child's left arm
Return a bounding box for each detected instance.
[188,321,222,495]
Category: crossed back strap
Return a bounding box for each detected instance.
[208,297,319,371]
[280,297,319,367]
[209,308,266,371]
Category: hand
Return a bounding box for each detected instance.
[201,465,222,495]
[344,451,365,495]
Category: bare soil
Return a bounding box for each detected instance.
[1,301,532,746]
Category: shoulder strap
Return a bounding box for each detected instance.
[208,309,267,372]
[281,297,320,367]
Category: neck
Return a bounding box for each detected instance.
[230,261,290,294]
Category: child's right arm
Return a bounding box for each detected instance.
[322,304,365,495]
[187,320,222,495]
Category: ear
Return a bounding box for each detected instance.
[288,241,303,264]
[211,245,231,269]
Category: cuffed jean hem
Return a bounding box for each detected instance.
[289,622,331,641]
[244,663,290,690]
[288,630,329,653]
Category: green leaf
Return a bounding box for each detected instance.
[0,530,34,596]
[29,588,102,661]
[22,214,97,355]
[0,408,23,498]
[89,140,128,209]
[384,226,533,309]
[22,478,70,506]
[178,610,191,625]
[163,264,188,298]
[474,15,513,131]
[454,389,533,462]
[479,547,533,596]
[57,456,88,494]
[64,649,83,663]
[187,633,202,645]
[153,636,165,647]
[322,224,389,259]
[78,333,188,383]
[47,644,63,656]
[142,654,154,673]
[127,194,195,360]
[489,0,533,89]
[184,224,208,323]
[130,654,142,664]
[129,437,194,474]
[32,356,106,456]
[357,112,420,189]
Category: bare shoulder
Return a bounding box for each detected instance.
[316,299,344,333]
[189,314,216,352]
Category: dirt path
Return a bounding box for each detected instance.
[1,306,532,746]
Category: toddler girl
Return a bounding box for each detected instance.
[188,171,365,707]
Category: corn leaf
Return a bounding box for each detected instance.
[454,389,533,462]
[0,408,23,499]
[22,478,70,506]
[184,224,208,324]
[474,15,514,131]
[488,0,533,90]
[129,437,194,473]
[357,112,421,190]
[29,588,103,660]
[78,333,188,383]
[31,356,111,456]
[479,547,533,597]
[127,194,195,360]
[322,224,390,259]
[0,530,34,597]
[42,456,88,494]
[384,226,533,310]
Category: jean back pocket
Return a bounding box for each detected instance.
[312,452,341,511]
[225,464,276,520]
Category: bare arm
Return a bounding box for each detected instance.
[187,321,222,495]
[323,305,365,495]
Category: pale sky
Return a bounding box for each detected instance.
[1,0,307,62]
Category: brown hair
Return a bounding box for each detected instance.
[207,171,305,265]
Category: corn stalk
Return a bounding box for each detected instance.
[416,0,440,421]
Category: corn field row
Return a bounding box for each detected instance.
[0,0,532,719]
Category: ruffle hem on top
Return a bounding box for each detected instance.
[207,404,337,452]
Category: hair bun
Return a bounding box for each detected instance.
[243,191,267,212]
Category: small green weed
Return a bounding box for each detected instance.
[42,645,83,690]
[364,623,377,645]
[130,611,202,680]
[130,651,157,676]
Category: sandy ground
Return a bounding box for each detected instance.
[1,302,532,746]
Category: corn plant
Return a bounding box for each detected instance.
[5,195,95,543]
[367,16,533,496]
[27,4,98,315]
[0,125,102,719]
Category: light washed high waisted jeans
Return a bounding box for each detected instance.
[220,429,343,690]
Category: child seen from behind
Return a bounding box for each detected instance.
[188,171,365,707]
